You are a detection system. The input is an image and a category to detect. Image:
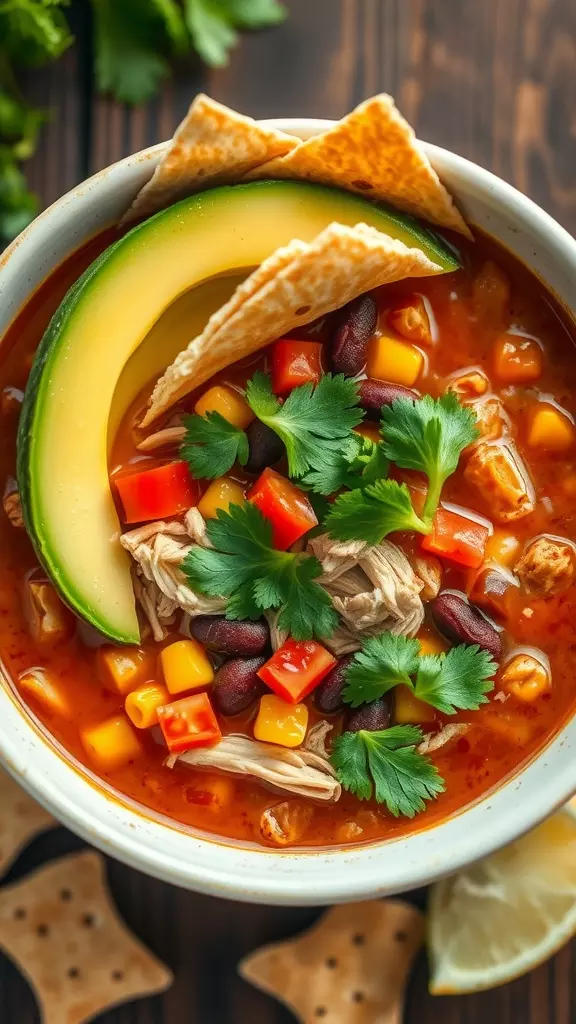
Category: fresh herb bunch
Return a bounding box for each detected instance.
[0,0,287,243]
[182,500,339,640]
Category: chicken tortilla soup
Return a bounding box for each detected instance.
[1,95,575,849]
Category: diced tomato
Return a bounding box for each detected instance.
[248,468,317,550]
[114,461,201,523]
[272,340,323,394]
[157,692,221,754]
[422,506,490,569]
[258,639,337,704]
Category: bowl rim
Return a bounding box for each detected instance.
[0,118,575,904]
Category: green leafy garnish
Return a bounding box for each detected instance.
[245,372,363,486]
[330,726,445,817]
[381,393,478,522]
[342,633,496,714]
[182,500,338,640]
[302,434,390,495]
[324,479,428,544]
[181,411,248,479]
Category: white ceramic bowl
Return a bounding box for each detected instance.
[0,119,575,905]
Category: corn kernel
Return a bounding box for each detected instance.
[253,694,308,748]
[97,646,156,696]
[18,668,71,718]
[197,476,246,520]
[484,529,522,567]
[194,385,254,430]
[394,685,436,725]
[367,336,423,387]
[527,406,575,452]
[160,639,214,695]
[81,715,143,771]
[125,682,170,729]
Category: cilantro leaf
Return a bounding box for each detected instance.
[181,411,248,479]
[343,634,421,707]
[184,0,238,66]
[302,434,390,495]
[414,644,496,714]
[246,372,363,482]
[182,501,338,640]
[331,726,445,817]
[224,0,286,29]
[381,393,478,521]
[92,0,185,103]
[324,479,428,544]
[0,1,72,66]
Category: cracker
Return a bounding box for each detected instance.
[0,850,172,1023]
[0,766,55,879]
[123,94,298,224]
[239,898,424,1023]
[246,94,472,238]
[142,221,442,424]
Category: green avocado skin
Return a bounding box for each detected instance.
[16,180,461,640]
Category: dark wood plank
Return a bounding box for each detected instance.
[4,1,575,1022]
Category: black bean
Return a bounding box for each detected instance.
[213,657,266,716]
[331,294,377,376]
[430,592,502,661]
[346,697,392,733]
[245,420,284,475]
[190,616,269,656]
[359,379,419,420]
[314,655,354,714]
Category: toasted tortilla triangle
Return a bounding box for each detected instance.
[141,222,442,425]
[122,94,298,225]
[244,94,472,238]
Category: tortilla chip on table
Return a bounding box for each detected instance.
[0,766,55,879]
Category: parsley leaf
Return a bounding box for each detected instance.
[414,644,496,714]
[182,501,338,640]
[381,393,479,521]
[181,411,248,479]
[331,726,445,817]
[246,372,363,483]
[343,634,421,707]
[324,479,428,544]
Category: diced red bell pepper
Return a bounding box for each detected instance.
[272,340,323,394]
[114,461,201,523]
[157,692,221,754]
[248,467,317,550]
[422,506,489,569]
[258,639,337,704]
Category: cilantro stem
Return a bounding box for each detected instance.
[422,473,444,526]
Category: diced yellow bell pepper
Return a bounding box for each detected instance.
[198,476,246,519]
[354,422,381,444]
[18,668,71,718]
[484,529,522,567]
[160,639,214,695]
[125,681,170,729]
[418,634,447,656]
[96,646,157,696]
[81,715,143,771]
[393,684,436,725]
[194,384,254,430]
[253,694,309,748]
[527,405,575,452]
[367,335,423,387]
[186,775,235,813]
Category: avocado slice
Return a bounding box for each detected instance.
[18,181,459,644]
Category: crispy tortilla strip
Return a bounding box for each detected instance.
[123,94,298,225]
[142,222,442,425]
[245,94,471,238]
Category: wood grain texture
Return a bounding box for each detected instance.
[4,1,575,1022]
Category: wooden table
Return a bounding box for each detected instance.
[2,1,575,1020]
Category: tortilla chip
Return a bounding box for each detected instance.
[0,767,55,878]
[245,94,471,238]
[142,222,442,425]
[123,94,298,225]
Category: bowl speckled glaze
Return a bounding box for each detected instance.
[0,118,574,904]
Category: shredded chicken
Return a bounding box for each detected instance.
[137,425,186,452]
[121,512,225,640]
[173,734,341,801]
[417,723,469,754]
[515,535,576,597]
[308,534,424,638]
[468,396,508,445]
[304,721,333,760]
[464,440,535,522]
[407,551,442,600]
[264,609,289,651]
[3,479,23,528]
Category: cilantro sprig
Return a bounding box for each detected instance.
[245,372,363,488]
[343,633,496,714]
[302,434,390,495]
[182,501,338,640]
[324,479,428,544]
[180,411,248,479]
[330,726,445,817]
